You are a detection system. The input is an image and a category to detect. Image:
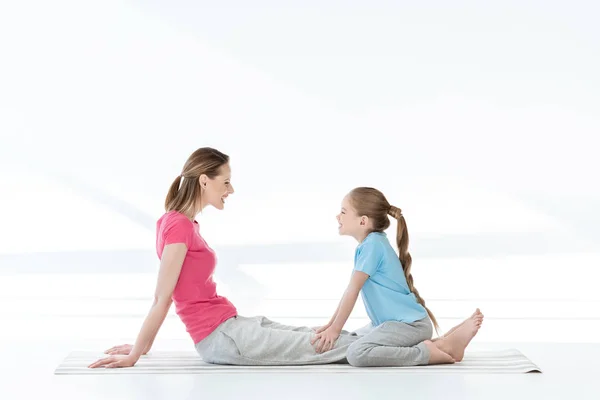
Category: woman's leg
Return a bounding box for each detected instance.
[259,316,356,336]
[346,318,434,367]
[197,316,359,366]
[257,316,318,333]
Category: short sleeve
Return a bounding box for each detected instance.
[354,242,382,276]
[163,215,194,248]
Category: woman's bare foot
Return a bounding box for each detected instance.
[432,308,483,342]
[424,340,455,365]
[433,316,482,362]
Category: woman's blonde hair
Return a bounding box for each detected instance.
[165,147,229,216]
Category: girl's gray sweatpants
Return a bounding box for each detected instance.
[195,315,433,367]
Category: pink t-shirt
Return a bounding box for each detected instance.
[156,211,237,344]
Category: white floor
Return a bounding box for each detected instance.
[1,339,599,400]
[2,253,600,399]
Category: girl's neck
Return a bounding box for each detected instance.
[354,231,370,244]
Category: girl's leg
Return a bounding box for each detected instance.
[347,315,483,367]
[196,316,359,366]
[429,315,483,362]
[351,322,375,336]
[346,318,434,367]
[432,309,483,342]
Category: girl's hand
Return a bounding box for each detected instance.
[311,326,341,353]
[88,354,138,369]
[104,344,148,355]
[312,323,332,334]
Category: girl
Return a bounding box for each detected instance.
[311,187,483,366]
[88,148,477,368]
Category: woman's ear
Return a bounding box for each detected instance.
[198,174,208,189]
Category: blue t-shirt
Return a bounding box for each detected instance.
[353,231,428,327]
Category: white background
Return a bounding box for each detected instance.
[1,0,599,346]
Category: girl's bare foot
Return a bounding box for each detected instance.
[447,309,484,338]
[433,308,483,342]
[424,340,455,365]
[433,316,482,362]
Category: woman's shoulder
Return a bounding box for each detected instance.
[158,210,195,229]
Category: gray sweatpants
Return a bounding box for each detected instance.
[195,315,358,365]
[346,317,433,367]
[195,315,433,367]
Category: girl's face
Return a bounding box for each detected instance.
[336,195,368,239]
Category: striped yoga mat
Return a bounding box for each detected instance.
[55,349,541,374]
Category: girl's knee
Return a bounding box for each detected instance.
[346,342,369,367]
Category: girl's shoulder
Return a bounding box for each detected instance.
[357,232,387,255]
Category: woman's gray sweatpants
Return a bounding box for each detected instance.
[195,315,433,367]
[346,317,433,367]
[195,315,358,365]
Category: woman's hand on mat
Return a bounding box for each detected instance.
[105,344,148,356]
[311,326,341,353]
[88,354,138,369]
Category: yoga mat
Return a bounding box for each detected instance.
[55,349,541,374]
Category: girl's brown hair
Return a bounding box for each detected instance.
[348,187,439,333]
